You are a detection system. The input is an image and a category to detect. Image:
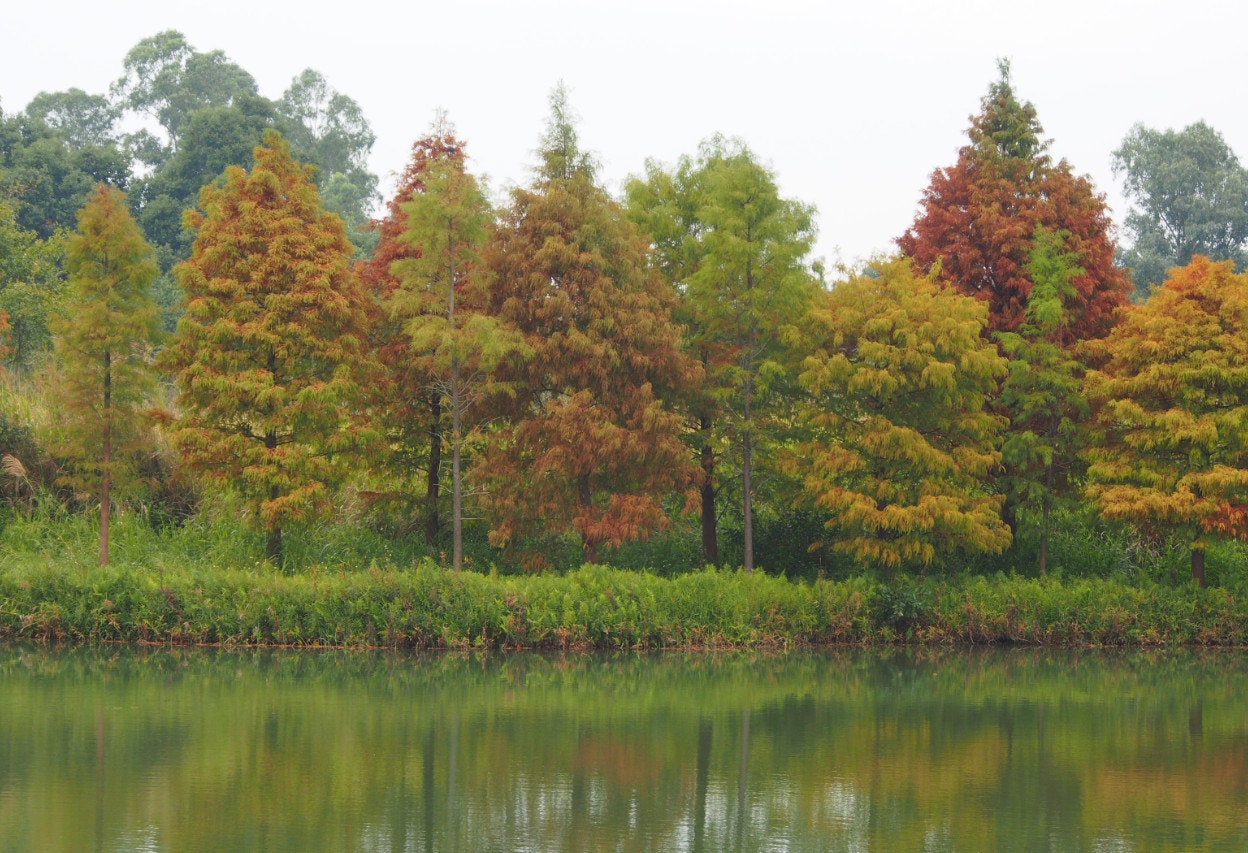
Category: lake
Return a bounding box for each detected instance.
[0,645,1245,852]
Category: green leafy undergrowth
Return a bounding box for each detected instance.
[0,560,1243,649]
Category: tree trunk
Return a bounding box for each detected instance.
[700,416,718,566]
[266,526,282,564]
[425,393,442,545]
[451,368,463,572]
[1192,546,1206,588]
[99,350,111,566]
[742,385,754,575]
[265,430,282,564]
[579,474,597,565]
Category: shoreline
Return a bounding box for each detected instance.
[2,562,1244,650]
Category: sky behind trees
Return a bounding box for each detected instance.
[4,0,1246,267]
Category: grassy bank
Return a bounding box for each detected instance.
[1,506,1245,648]
[2,559,1246,648]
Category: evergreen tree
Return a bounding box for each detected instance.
[898,60,1129,344]
[627,136,819,570]
[792,259,1010,571]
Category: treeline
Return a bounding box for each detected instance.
[3,43,1248,585]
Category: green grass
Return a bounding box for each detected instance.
[1,503,1245,649]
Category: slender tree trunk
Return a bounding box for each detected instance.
[1039,459,1055,577]
[265,429,282,564]
[426,393,442,545]
[451,390,463,572]
[742,376,754,574]
[1192,546,1206,588]
[448,226,463,572]
[579,474,597,564]
[741,257,756,574]
[700,415,718,566]
[99,351,111,566]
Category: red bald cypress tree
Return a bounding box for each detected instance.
[898,61,1129,345]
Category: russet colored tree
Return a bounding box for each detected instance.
[898,61,1130,345]
[52,184,161,565]
[1084,256,1248,586]
[481,87,696,566]
[161,131,376,564]
[792,259,1011,571]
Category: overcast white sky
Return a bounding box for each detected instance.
[4,0,1246,269]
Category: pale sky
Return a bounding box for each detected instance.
[4,0,1246,270]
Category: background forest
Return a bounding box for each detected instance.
[4,34,1248,592]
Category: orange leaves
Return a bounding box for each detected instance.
[480,135,696,563]
[1085,257,1248,549]
[898,68,1129,345]
[161,132,376,560]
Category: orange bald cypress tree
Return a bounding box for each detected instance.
[161,131,376,564]
[1084,256,1248,587]
[898,61,1129,345]
[480,87,697,566]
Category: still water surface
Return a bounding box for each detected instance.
[0,644,1245,852]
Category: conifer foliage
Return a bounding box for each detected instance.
[391,127,527,571]
[898,61,1129,344]
[793,259,1011,570]
[481,87,696,566]
[53,185,161,565]
[161,131,375,563]
[627,137,820,571]
[1084,256,1248,586]
[357,124,467,543]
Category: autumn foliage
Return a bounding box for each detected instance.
[161,131,376,562]
[53,184,161,565]
[792,259,1011,570]
[1084,256,1248,584]
[479,93,697,566]
[357,125,467,541]
[898,62,1130,344]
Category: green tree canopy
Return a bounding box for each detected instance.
[1112,121,1248,299]
[627,135,820,570]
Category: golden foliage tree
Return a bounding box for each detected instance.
[792,259,1011,570]
[52,184,160,565]
[161,131,375,563]
[1084,256,1248,586]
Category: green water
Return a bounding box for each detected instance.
[0,645,1245,852]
